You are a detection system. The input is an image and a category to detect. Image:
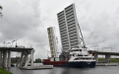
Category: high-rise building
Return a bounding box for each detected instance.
[57,4,85,52]
[47,27,57,57]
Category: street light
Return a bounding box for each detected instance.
[12,39,17,47]
[6,42,11,47]
[103,47,112,52]
[3,41,5,47]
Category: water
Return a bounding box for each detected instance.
[9,66,119,74]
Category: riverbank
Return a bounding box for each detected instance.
[0,67,12,74]
[96,62,118,66]
[98,58,119,62]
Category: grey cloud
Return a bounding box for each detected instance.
[116,7,119,14]
[83,12,119,51]
[1,0,119,59]
[0,0,47,59]
[0,0,41,41]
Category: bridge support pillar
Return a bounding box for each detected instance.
[16,49,35,67]
[0,51,3,67]
[24,53,29,66]
[8,50,11,67]
[19,55,25,67]
[16,53,23,67]
[3,50,8,68]
[105,54,110,62]
[30,50,35,66]
[95,54,98,62]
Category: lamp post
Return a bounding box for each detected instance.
[110,47,112,52]
[102,48,103,58]
[6,42,11,47]
[12,39,17,47]
[103,47,112,52]
[3,41,5,47]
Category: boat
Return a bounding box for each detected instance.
[44,3,96,68]
[43,47,96,68]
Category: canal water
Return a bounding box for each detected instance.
[9,66,119,74]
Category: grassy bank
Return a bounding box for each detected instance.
[98,58,119,62]
[0,67,12,74]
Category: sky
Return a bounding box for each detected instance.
[0,0,119,59]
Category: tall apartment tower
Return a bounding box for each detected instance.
[57,4,85,52]
[47,27,57,57]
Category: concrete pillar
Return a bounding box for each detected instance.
[30,50,35,66]
[19,55,25,67]
[16,52,23,67]
[95,54,98,62]
[105,54,110,62]
[24,54,29,66]
[25,56,31,66]
[8,50,11,67]
[3,50,8,68]
[0,51,3,67]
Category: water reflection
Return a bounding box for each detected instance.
[9,66,119,74]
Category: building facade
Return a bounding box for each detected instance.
[57,4,85,52]
[47,27,57,57]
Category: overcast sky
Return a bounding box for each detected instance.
[0,0,119,59]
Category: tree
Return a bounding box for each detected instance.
[0,5,3,17]
[34,58,41,63]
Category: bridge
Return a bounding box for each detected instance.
[88,50,119,62]
[0,47,35,68]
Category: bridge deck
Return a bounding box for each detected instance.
[0,47,33,52]
[88,50,119,55]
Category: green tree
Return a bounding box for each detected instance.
[34,58,41,63]
[0,5,3,17]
